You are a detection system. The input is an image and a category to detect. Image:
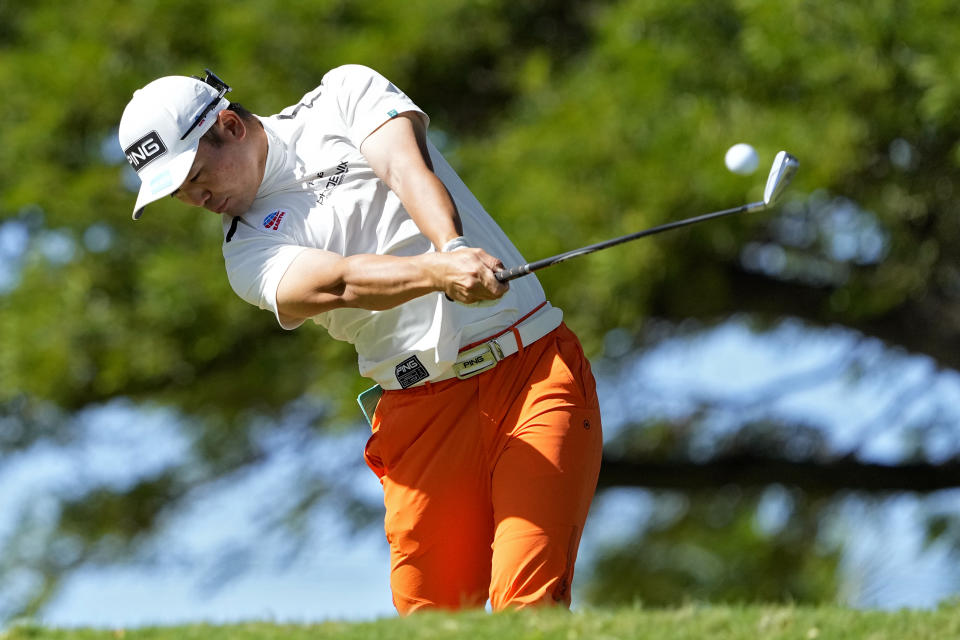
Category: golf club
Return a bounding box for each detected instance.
[495,150,800,283]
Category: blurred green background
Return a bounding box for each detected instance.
[3,0,960,624]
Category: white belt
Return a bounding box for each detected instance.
[356,306,562,425]
[422,305,563,386]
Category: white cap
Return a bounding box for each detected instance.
[118,75,230,220]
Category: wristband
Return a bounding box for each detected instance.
[442,236,470,252]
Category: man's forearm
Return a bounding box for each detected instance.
[277,247,506,321]
[394,169,463,251]
[360,113,463,251]
[337,253,445,310]
[277,252,444,319]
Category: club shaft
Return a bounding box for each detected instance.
[495,201,764,282]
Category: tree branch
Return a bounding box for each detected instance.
[704,266,960,372]
[598,454,960,494]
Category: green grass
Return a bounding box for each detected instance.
[5,604,960,640]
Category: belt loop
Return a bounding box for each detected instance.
[511,326,524,354]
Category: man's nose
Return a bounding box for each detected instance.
[175,186,210,207]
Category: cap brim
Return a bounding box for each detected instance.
[131,141,200,220]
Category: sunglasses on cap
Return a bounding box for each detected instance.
[180,69,232,140]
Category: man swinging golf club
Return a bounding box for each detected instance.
[118,65,604,614]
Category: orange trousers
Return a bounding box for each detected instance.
[363,323,603,614]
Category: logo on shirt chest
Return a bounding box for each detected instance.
[315,161,349,205]
[262,210,287,230]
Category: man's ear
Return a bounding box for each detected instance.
[218,110,246,142]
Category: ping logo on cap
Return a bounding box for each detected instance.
[124,131,167,172]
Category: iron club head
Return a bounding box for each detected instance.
[763,151,800,207]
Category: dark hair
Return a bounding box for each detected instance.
[201,103,260,147]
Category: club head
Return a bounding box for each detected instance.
[763,151,800,206]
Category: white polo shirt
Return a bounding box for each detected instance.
[222,65,554,389]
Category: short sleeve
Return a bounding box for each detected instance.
[322,65,429,148]
[222,224,308,330]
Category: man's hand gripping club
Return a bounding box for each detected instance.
[434,239,508,305]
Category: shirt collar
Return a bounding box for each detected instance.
[255,117,300,199]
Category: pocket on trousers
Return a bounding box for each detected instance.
[551,335,594,408]
[558,328,601,411]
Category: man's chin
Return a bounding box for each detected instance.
[221,198,253,217]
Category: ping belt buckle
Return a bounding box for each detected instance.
[453,340,505,379]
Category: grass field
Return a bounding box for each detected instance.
[4,604,960,640]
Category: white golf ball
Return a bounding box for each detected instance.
[725,143,758,175]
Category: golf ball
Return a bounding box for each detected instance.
[725,143,758,175]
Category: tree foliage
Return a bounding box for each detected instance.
[3,0,960,621]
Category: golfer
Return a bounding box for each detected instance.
[118,65,603,613]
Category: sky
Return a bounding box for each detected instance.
[3,317,958,629]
